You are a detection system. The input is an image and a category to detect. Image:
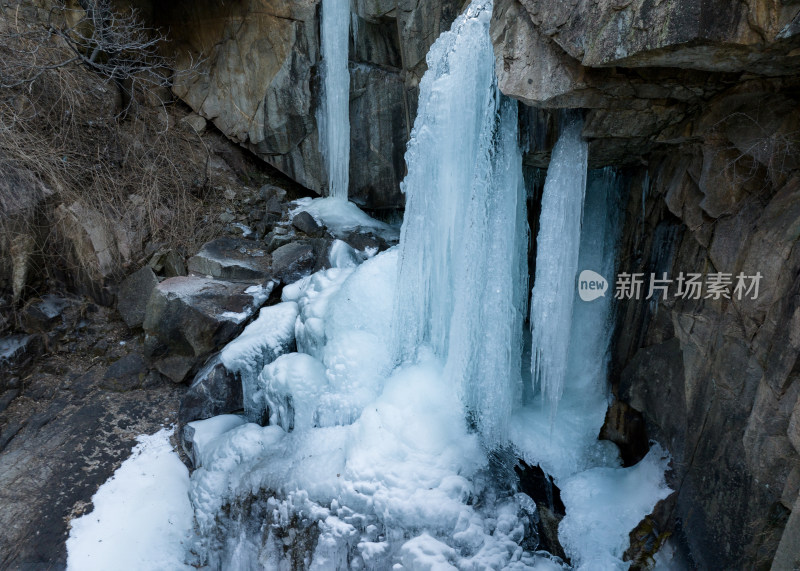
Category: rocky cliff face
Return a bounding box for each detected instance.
[492,0,800,567]
[160,0,461,211]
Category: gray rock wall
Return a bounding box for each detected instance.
[161,0,461,210]
[491,0,800,166]
[609,83,799,568]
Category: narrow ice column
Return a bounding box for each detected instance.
[565,168,622,394]
[444,96,528,446]
[318,0,351,199]
[529,117,589,411]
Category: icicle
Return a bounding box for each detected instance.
[392,0,528,446]
[529,115,588,412]
[318,0,351,199]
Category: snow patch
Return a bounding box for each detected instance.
[66,427,193,571]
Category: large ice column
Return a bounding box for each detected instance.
[529,117,589,411]
[318,0,351,199]
[445,97,529,445]
[392,0,528,446]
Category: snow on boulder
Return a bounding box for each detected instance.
[143,277,272,382]
[187,237,272,281]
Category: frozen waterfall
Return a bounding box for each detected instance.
[392,0,528,446]
[529,117,588,412]
[318,0,351,199]
[512,166,672,568]
[68,1,673,569]
[175,2,565,567]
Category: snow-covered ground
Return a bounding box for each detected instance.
[66,428,194,571]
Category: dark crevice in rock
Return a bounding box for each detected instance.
[514,460,569,562]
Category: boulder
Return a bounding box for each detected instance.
[262,185,288,216]
[265,230,295,254]
[291,210,322,236]
[142,276,273,382]
[148,249,186,278]
[271,239,331,284]
[54,202,117,282]
[0,335,42,384]
[180,112,207,133]
[0,153,52,303]
[19,295,69,333]
[117,266,159,328]
[178,355,242,424]
[187,238,272,281]
[342,229,391,253]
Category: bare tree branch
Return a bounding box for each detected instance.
[0,0,199,115]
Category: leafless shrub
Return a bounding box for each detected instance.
[0,1,222,303]
[0,0,201,115]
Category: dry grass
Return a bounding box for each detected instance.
[0,5,228,302]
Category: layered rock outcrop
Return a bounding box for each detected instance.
[161,0,460,210]
[491,0,800,166]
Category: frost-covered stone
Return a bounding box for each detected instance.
[221,301,299,424]
[19,294,69,333]
[187,238,271,281]
[148,248,186,278]
[183,414,247,468]
[0,334,41,380]
[271,239,331,284]
[179,356,242,425]
[291,210,322,236]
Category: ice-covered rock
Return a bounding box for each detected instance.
[179,355,242,426]
[183,414,247,468]
[271,239,332,284]
[0,334,41,379]
[221,301,299,424]
[143,277,272,382]
[261,352,330,431]
[291,197,399,243]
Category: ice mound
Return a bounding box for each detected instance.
[188,353,564,570]
[558,446,673,570]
